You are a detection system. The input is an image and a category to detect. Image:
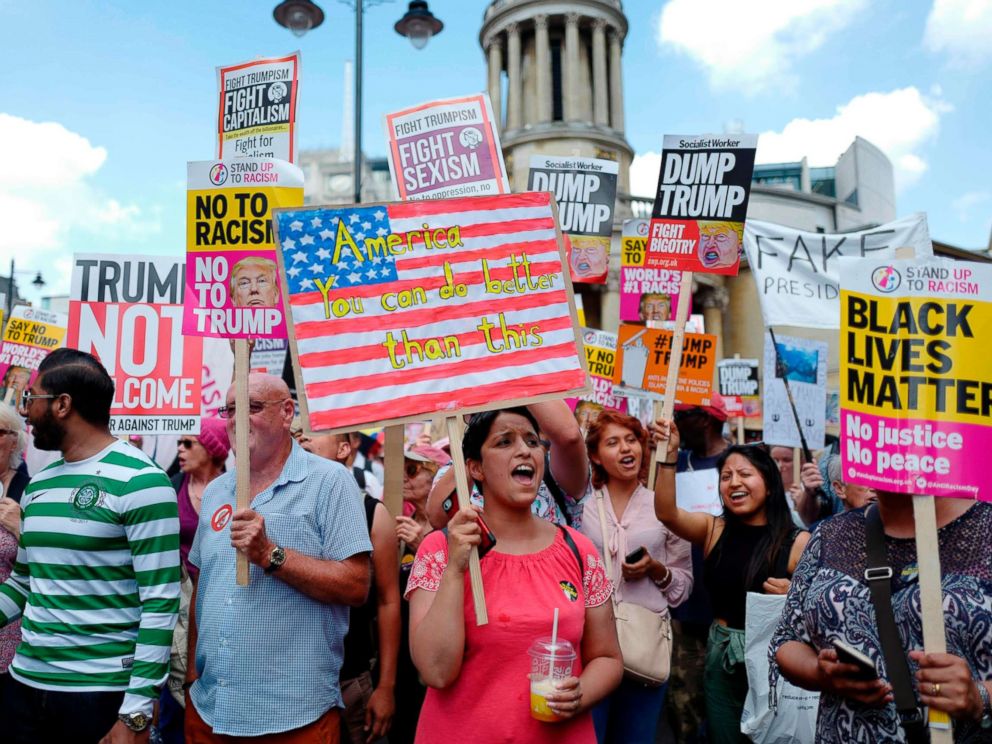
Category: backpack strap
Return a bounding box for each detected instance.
[864,505,927,744]
[558,525,584,577]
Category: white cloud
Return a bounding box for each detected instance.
[951,190,991,222]
[0,113,158,294]
[924,0,992,67]
[756,87,950,191]
[629,151,661,200]
[656,0,865,93]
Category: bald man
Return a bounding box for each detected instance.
[185,374,371,743]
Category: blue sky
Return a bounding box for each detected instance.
[2,0,990,301]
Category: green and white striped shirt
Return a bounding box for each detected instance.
[0,440,180,716]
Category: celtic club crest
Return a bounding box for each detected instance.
[71,483,103,512]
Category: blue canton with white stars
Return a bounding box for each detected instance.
[276,206,398,293]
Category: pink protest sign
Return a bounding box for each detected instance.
[384,94,509,201]
[840,257,992,499]
[183,158,303,339]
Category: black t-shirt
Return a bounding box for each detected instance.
[339,495,379,680]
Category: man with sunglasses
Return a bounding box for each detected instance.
[0,348,181,743]
[184,373,371,743]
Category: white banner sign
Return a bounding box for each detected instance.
[743,214,932,329]
[762,333,827,450]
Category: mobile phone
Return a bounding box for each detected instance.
[624,546,647,564]
[832,640,878,679]
[442,492,497,558]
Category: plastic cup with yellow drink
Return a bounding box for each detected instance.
[528,637,576,722]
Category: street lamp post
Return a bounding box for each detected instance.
[273,0,443,204]
[4,259,46,322]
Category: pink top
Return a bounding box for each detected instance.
[406,527,612,744]
[580,485,693,613]
[0,525,22,672]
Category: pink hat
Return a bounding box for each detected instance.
[198,417,231,460]
[405,444,451,467]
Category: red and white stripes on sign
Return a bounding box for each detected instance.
[287,193,585,428]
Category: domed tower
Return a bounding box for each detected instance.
[480,0,633,204]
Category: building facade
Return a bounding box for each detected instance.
[298,149,394,205]
[300,0,988,411]
[480,0,637,328]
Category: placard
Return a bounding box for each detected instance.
[384,93,509,201]
[612,323,717,405]
[840,257,991,499]
[676,468,722,516]
[275,191,587,432]
[717,358,759,417]
[250,338,288,376]
[183,158,304,339]
[742,214,932,329]
[69,254,203,435]
[647,134,757,275]
[762,332,826,449]
[0,306,68,401]
[619,218,689,321]
[527,155,618,284]
[217,51,301,162]
[567,328,627,427]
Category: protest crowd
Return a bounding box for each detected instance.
[3,343,992,744]
[1,34,991,744]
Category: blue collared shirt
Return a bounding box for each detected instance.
[188,442,372,736]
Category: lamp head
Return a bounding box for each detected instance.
[395,0,443,50]
[273,0,325,37]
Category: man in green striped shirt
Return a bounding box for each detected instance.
[0,348,180,743]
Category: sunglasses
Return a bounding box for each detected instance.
[19,392,59,407]
[177,439,198,450]
[405,462,424,478]
[216,399,287,419]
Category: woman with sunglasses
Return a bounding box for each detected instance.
[407,407,622,743]
[651,419,809,744]
[393,444,450,744]
[171,417,230,577]
[397,447,447,554]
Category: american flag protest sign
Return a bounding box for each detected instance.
[274,192,588,432]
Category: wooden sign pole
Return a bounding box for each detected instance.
[234,339,251,586]
[648,270,693,490]
[383,425,405,518]
[914,494,952,738]
[793,447,802,491]
[445,415,488,626]
[733,353,745,444]
[882,246,950,740]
